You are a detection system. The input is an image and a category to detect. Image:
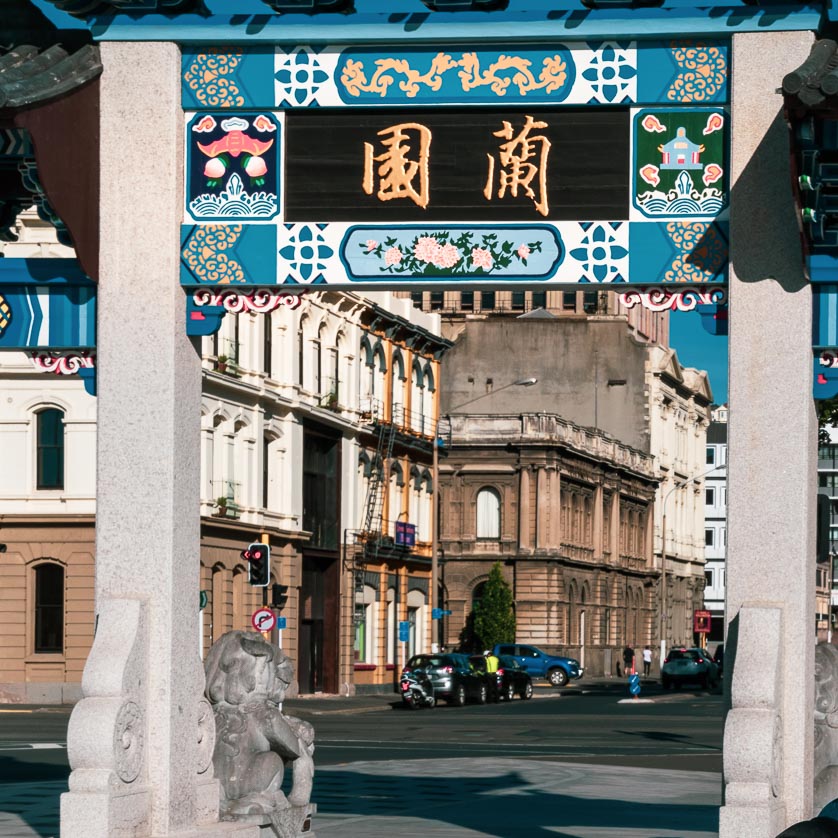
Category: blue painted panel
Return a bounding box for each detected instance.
[182,40,731,109]
[813,283,838,346]
[0,259,96,350]
[637,42,728,104]
[180,220,727,287]
[182,47,276,110]
[628,221,727,284]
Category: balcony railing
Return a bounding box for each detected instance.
[360,398,438,440]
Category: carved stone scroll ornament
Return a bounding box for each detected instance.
[62,599,151,836]
[814,643,838,811]
[205,631,316,838]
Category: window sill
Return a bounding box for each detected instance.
[354,663,376,672]
[25,653,65,663]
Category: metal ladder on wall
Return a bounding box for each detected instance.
[359,412,398,567]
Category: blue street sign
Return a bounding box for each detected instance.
[432,608,453,620]
[277,616,287,630]
[399,620,410,642]
[628,673,641,696]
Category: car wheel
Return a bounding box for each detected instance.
[505,683,516,702]
[449,684,466,707]
[477,684,488,705]
[521,681,533,700]
[548,668,569,688]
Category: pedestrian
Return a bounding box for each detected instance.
[484,649,499,674]
[642,645,653,677]
[622,644,635,675]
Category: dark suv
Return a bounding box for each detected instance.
[404,653,490,706]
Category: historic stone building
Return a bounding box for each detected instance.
[438,412,658,677]
[0,210,448,700]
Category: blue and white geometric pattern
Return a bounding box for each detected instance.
[275,47,341,108]
[577,42,636,105]
[567,223,629,283]
[189,173,278,219]
[277,224,342,283]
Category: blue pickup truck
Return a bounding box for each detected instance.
[493,643,583,687]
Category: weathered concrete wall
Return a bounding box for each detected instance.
[440,319,650,452]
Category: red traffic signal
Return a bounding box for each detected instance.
[243,543,270,587]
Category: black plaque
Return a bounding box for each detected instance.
[284,109,629,222]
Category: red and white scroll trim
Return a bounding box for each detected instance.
[30,351,96,374]
[819,351,838,369]
[192,289,306,313]
[619,287,727,312]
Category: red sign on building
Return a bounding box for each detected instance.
[694,610,712,634]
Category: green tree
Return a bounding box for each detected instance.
[819,396,838,445]
[472,562,516,651]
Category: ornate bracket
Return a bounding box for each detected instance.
[619,286,728,334]
[186,289,306,337]
[29,352,97,396]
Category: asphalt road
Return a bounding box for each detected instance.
[0,680,723,783]
[0,680,723,837]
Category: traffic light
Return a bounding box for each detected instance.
[272,583,289,610]
[242,543,270,587]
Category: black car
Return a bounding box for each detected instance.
[404,653,489,706]
[468,655,533,702]
[496,655,534,701]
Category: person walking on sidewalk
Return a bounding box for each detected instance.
[622,644,635,675]
[642,645,653,677]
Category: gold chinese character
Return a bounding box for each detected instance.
[363,123,432,209]
[484,115,551,217]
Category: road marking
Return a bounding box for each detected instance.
[0,743,65,751]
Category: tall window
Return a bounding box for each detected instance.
[262,435,271,509]
[476,487,501,540]
[705,528,714,547]
[263,314,273,377]
[297,322,305,386]
[511,290,525,311]
[706,446,715,465]
[302,431,339,550]
[313,326,324,395]
[481,290,496,310]
[532,290,547,310]
[461,291,474,311]
[34,563,64,653]
[562,291,576,311]
[37,409,64,490]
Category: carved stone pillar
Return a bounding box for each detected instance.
[720,30,816,838]
[535,466,548,550]
[60,42,255,838]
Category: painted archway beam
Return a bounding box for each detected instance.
[68,1,823,41]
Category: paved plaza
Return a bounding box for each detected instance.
[0,757,720,838]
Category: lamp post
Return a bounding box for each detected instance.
[659,463,725,665]
[430,376,537,652]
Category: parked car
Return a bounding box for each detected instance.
[661,647,720,689]
[493,643,583,687]
[495,655,534,701]
[404,653,489,706]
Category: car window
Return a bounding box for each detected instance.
[520,646,538,658]
[667,650,691,660]
[497,645,515,656]
[498,656,520,670]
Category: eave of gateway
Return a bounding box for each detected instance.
[83,3,824,43]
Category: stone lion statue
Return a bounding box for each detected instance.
[205,631,315,836]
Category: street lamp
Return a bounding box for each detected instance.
[430,376,538,651]
[659,463,725,664]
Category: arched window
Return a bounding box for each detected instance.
[34,563,64,653]
[476,487,501,540]
[36,408,64,490]
[354,584,377,663]
[313,324,325,395]
[391,350,406,424]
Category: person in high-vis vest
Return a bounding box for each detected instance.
[484,650,501,701]
[484,650,500,673]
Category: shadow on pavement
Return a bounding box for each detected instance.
[313,766,719,837]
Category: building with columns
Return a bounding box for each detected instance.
[0,203,448,700]
[439,412,658,677]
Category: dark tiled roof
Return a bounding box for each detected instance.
[0,43,101,109]
[783,38,838,111]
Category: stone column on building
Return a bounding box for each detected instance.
[60,42,256,838]
[535,466,548,550]
[592,484,603,558]
[518,465,531,552]
[720,31,816,838]
[552,465,562,550]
